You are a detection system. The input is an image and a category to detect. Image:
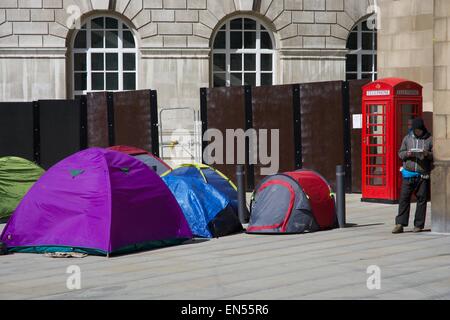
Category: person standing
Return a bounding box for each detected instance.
[392,118,433,234]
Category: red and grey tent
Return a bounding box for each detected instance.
[108,146,171,175]
[247,169,337,234]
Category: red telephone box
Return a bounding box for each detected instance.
[361,78,423,204]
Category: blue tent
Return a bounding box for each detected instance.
[162,163,239,213]
[163,175,243,238]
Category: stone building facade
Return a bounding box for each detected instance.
[377,0,433,112]
[378,0,450,233]
[3,0,450,233]
[0,0,375,105]
[430,0,450,233]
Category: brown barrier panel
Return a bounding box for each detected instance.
[87,92,109,148]
[202,81,368,193]
[300,81,345,191]
[252,84,297,188]
[113,90,159,155]
[201,86,248,187]
[348,79,370,193]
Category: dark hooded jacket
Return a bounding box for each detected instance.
[398,118,433,174]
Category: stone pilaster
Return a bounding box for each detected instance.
[432,0,450,233]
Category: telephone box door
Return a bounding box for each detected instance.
[394,100,423,199]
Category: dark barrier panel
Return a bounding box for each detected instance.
[201,86,248,188]
[423,111,433,134]
[1,90,160,169]
[300,81,345,191]
[39,99,86,169]
[252,84,297,188]
[201,81,380,193]
[113,90,159,155]
[0,102,36,161]
[348,79,370,193]
[87,92,110,148]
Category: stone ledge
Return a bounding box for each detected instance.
[279,48,347,60]
[140,47,210,59]
[0,47,66,57]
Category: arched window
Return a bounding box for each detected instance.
[72,16,138,95]
[346,19,377,81]
[212,17,275,87]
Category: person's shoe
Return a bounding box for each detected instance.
[392,224,404,234]
[413,227,423,233]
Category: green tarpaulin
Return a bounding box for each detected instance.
[0,157,44,219]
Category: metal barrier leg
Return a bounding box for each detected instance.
[336,165,346,228]
[236,165,246,225]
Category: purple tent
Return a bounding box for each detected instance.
[0,148,192,256]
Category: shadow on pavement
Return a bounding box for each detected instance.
[344,223,385,228]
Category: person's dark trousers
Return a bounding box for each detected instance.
[396,177,429,229]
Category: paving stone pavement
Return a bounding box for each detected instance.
[1,194,449,300]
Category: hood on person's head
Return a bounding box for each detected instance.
[412,117,429,138]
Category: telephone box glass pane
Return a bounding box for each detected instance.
[402,105,414,113]
[366,104,387,187]
[368,156,385,166]
[368,177,385,186]
[368,166,386,176]
[368,145,385,156]
[369,135,384,145]
[369,125,385,135]
[369,115,384,125]
[368,104,384,114]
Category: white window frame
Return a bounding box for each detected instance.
[71,15,139,96]
[346,19,377,81]
[211,16,276,87]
